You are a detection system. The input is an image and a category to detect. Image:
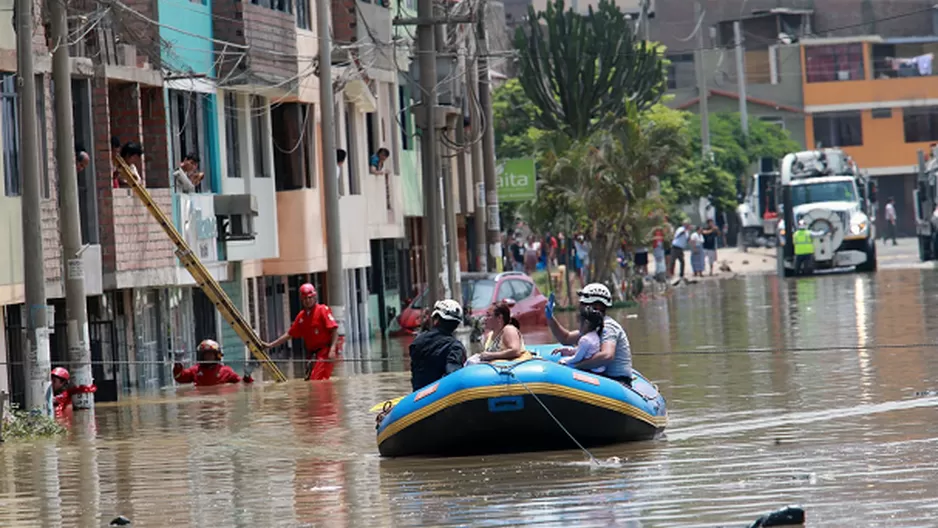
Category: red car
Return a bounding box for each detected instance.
[389,272,549,336]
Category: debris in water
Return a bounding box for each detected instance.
[914,390,938,397]
[110,516,132,526]
[748,505,805,527]
[742,260,750,265]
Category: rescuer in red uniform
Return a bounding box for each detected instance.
[264,283,341,381]
[173,339,254,386]
[51,367,73,410]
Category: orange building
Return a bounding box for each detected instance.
[800,36,938,236]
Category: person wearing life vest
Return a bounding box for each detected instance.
[173,339,254,386]
[264,283,341,381]
[792,219,815,275]
[51,367,97,416]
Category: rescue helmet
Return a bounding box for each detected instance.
[432,299,463,322]
[299,283,317,299]
[198,339,223,360]
[577,283,613,307]
[51,367,70,382]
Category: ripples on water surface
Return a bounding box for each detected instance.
[4,270,938,527]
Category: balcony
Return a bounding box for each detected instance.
[213,0,299,86]
[171,194,229,286]
[803,38,938,109]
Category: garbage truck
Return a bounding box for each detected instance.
[914,146,938,261]
[736,172,779,250]
[776,149,877,276]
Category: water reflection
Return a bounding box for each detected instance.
[4,270,938,526]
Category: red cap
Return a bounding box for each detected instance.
[51,367,70,382]
[299,283,317,298]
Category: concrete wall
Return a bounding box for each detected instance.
[158,0,215,75]
[296,0,321,104]
[216,90,279,262]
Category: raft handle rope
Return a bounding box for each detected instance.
[483,360,601,467]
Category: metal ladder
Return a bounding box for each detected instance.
[114,157,288,382]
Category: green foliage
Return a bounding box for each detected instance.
[492,79,541,159]
[514,0,666,140]
[1,404,66,441]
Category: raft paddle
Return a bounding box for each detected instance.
[369,396,405,412]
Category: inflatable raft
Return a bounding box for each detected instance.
[376,344,667,457]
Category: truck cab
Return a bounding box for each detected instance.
[777,149,877,274]
[737,172,779,250]
[914,146,938,261]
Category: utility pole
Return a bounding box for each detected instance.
[477,4,502,272]
[469,54,487,272]
[417,0,443,307]
[317,0,346,339]
[15,0,52,415]
[49,0,94,410]
[441,114,461,304]
[733,20,749,136]
[694,0,710,157]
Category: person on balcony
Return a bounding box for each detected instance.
[114,141,144,187]
[370,147,390,176]
[173,153,204,194]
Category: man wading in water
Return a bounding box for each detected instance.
[546,283,634,386]
[264,283,341,380]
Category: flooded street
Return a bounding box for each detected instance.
[5,269,938,527]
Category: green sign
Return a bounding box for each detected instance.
[496,159,536,202]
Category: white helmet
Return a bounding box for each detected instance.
[577,283,612,307]
[432,299,463,322]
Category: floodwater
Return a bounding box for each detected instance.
[4,270,938,527]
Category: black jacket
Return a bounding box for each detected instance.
[409,327,467,391]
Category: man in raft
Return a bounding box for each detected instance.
[409,299,467,390]
[546,283,634,386]
[173,339,254,386]
[264,283,341,380]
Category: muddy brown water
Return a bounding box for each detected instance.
[4,271,938,527]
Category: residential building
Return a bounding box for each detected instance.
[800,35,938,237]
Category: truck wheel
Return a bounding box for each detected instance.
[857,240,877,273]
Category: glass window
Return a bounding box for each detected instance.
[1,73,20,197]
[509,280,533,301]
[805,44,865,83]
[903,106,938,143]
[296,0,311,29]
[252,96,269,178]
[224,92,241,178]
[464,279,496,310]
[791,181,857,208]
[813,111,863,147]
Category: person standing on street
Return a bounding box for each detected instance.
[264,283,341,381]
[702,219,721,276]
[670,221,690,280]
[884,197,898,246]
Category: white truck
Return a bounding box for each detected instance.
[777,149,877,275]
[914,146,938,261]
[737,172,779,250]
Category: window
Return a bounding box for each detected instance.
[872,108,892,119]
[345,105,360,194]
[791,180,857,208]
[169,89,208,191]
[252,0,291,13]
[508,280,533,301]
[1,73,20,196]
[365,111,377,157]
[461,279,495,310]
[903,106,938,143]
[382,246,398,290]
[665,53,694,90]
[758,116,785,130]
[35,75,49,199]
[398,85,411,151]
[805,44,865,83]
[303,104,317,188]
[296,0,311,30]
[224,92,241,178]
[813,111,863,147]
[252,96,269,177]
[496,282,514,302]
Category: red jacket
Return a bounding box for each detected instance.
[173,363,254,386]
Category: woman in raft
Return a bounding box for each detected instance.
[466,301,531,364]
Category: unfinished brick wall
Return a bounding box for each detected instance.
[242,4,298,82]
[331,0,357,46]
[92,73,117,274]
[108,83,145,182]
[38,74,61,283]
[111,190,175,272]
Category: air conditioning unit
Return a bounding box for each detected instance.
[836,70,850,81]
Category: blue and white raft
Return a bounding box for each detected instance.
[376,344,667,457]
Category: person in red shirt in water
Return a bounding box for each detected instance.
[50,367,97,418]
[264,283,341,381]
[173,339,254,386]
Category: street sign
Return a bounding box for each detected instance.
[496,159,536,202]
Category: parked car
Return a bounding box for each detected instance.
[388,272,548,336]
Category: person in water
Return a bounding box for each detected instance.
[264,283,340,381]
[409,299,467,390]
[466,301,527,364]
[553,306,606,374]
[546,282,634,386]
[173,339,254,386]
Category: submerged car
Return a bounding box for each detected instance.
[388,272,548,336]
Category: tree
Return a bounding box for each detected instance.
[492,79,541,159]
[514,0,666,140]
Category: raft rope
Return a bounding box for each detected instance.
[483,360,601,466]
